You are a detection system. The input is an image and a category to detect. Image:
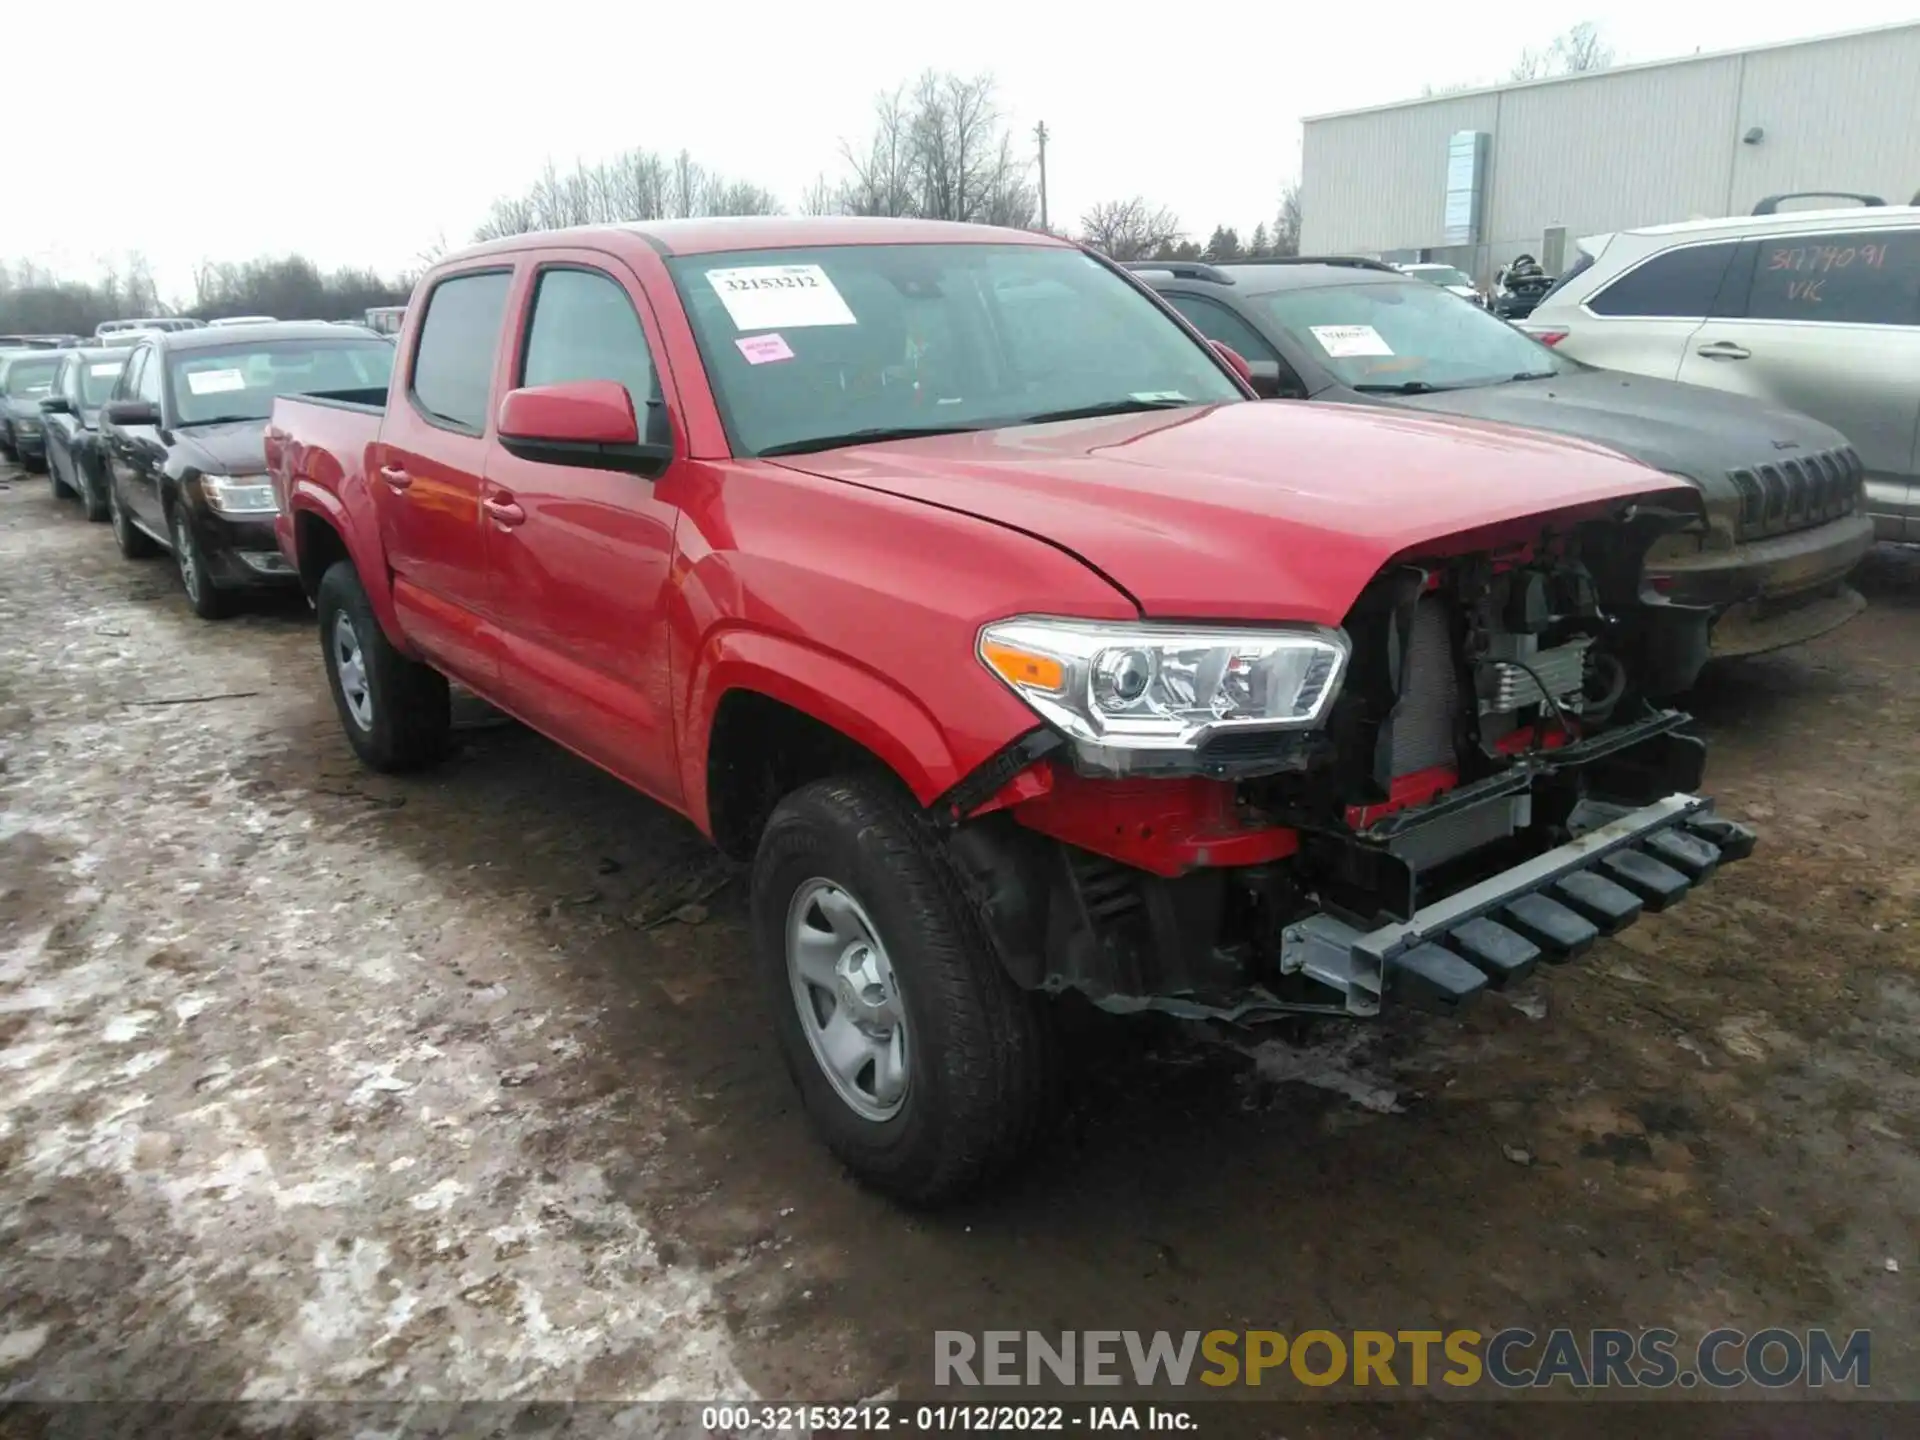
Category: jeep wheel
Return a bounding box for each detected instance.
[753,777,1054,1204]
[316,560,451,772]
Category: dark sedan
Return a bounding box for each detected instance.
[41,348,128,519]
[0,350,63,471]
[1132,257,1874,659]
[97,323,394,619]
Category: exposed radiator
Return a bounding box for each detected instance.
[1389,597,1459,778]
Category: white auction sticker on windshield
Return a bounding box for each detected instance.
[706,264,856,331]
[1309,324,1394,358]
[185,368,248,395]
[89,363,124,378]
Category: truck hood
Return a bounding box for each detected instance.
[1378,368,1851,497]
[769,401,1692,625]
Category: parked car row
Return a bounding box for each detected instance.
[17,216,1786,1204]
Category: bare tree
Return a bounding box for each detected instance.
[1274,183,1303,257]
[799,173,840,217]
[1510,21,1613,81]
[830,70,1039,229]
[472,146,782,240]
[1078,198,1184,261]
[1552,21,1614,72]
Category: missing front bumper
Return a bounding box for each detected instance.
[1283,793,1753,1018]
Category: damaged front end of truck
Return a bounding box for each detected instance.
[942,501,1756,1021]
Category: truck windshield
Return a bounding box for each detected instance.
[1254,280,1573,391]
[166,339,395,425]
[667,243,1244,457]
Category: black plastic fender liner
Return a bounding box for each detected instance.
[927,728,1063,831]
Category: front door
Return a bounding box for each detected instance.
[483,256,686,807]
[106,344,169,537]
[373,266,516,690]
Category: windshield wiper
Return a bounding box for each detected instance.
[1351,380,1445,395]
[178,414,263,427]
[1016,397,1197,425]
[755,424,980,458]
[1509,370,1558,382]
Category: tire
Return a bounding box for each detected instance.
[752,776,1055,1204]
[79,458,109,522]
[108,475,160,558]
[48,450,74,500]
[0,425,15,462]
[170,503,231,620]
[21,451,46,474]
[316,560,451,772]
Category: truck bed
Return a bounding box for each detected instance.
[264,391,388,518]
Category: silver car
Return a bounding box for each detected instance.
[1523,200,1920,541]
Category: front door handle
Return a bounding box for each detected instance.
[482,494,526,529]
[1695,341,1751,360]
[378,464,413,492]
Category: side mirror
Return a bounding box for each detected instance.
[496,380,672,476]
[38,394,72,415]
[1210,340,1254,387]
[103,399,160,427]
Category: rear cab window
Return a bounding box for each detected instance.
[410,270,514,433]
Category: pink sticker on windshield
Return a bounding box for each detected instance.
[736,333,795,365]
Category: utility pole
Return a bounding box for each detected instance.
[1034,121,1050,232]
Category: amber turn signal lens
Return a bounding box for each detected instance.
[981,641,1066,694]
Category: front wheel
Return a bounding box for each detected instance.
[752,777,1055,1205]
[315,560,451,772]
[79,457,110,522]
[48,449,74,500]
[171,504,231,620]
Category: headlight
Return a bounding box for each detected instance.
[16,418,39,434]
[199,472,277,516]
[978,616,1348,773]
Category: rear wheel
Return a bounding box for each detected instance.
[316,560,451,772]
[109,476,160,558]
[752,776,1055,1204]
[171,504,231,620]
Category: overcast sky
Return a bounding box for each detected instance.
[10,1,1916,302]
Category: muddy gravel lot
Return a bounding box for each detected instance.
[2,460,1918,1433]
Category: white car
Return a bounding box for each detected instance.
[1522,197,1920,542]
[1395,263,1483,307]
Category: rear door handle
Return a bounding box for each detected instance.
[1695,341,1751,360]
[482,494,526,528]
[378,464,413,492]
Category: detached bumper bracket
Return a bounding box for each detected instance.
[1282,793,1752,1017]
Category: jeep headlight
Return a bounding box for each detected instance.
[978,617,1348,772]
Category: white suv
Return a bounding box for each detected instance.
[1524,199,1920,541]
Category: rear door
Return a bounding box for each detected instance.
[374,267,516,689]
[1679,226,1920,534]
[1561,237,1744,380]
[482,253,686,806]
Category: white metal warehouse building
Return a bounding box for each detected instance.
[1299,21,1920,284]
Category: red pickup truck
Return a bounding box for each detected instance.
[266,217,1754,1202]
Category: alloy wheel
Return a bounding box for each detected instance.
[331,612,374,731]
